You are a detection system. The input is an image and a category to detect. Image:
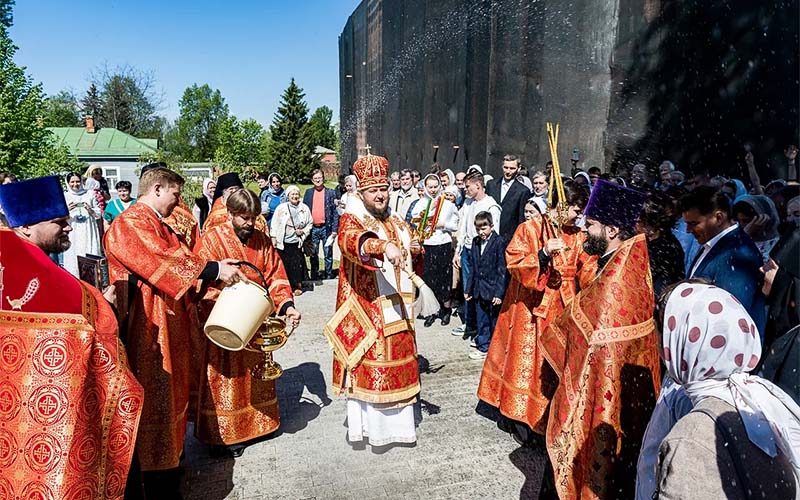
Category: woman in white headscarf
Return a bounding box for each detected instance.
[335,174,358,216]
[193,178,216,228]
[409,174,460,326]
[573,171,592,190]
[62,171,102,277]
[652,282,800,499]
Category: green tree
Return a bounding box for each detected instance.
[96,67,160,136]
[42,89,81,127]
[307,105,337,150]
[171,84,229,161]
[0,35,80,178]
[214,117,268,171]
[80,83,101,119]
[268,78,317,182]
[0,0,13,35]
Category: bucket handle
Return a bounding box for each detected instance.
[234,261,268,289]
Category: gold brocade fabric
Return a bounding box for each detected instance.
[203,198,269,235]
[477,217,596,433]
[328,213,420,404]
[104,202,206,471]
[164,199,199,250]
[0,240,143,500]
[195,222,294,444]
[540,234,661,500]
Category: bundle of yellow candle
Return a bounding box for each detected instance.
[546,122,569,226]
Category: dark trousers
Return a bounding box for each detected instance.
[475,298,500,352]
[277,244,306,290]
[460,249,477,329]
[309,226,333,278]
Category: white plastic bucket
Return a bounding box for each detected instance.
[204,280,275,351]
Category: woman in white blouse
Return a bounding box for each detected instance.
[409,174,461,326]
[271,185,312,295]
[62,172,102,277]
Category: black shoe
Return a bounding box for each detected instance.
[440,310,451,326]
[208,444,246,458]
[228,444,246,458]
[423,315,437,327]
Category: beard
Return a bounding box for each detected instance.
[583,232,609,256]
[234,227,254,243]
[40,234,71,254]
[365,202,390,221]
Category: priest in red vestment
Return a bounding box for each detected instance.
[196,188,300,455]
[104,167,246,495]
[540,180,660,500]
[478,181,597,437]
[203,172,268,235]
[325,154,423,446]
[0,176,143,500]
[203,172,244,232]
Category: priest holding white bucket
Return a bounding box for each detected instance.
[196,188,301,457]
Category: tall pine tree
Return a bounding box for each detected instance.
[268,78,317,182]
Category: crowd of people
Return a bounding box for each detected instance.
[0,142,798,499]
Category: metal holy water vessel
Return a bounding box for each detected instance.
[203,260,293,381]
[245,317,292,381]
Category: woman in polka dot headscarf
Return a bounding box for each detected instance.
[654,282,800,499]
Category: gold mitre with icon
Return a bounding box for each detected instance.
[353,154,389,190]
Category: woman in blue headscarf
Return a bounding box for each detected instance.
[264,172,288,226]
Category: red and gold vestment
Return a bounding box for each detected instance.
[477,217,596,432]
[164,198,199,250]
[540,234,661,500]
[104,202,206,471]
[326,200,420,405]
[0,228,143,499]
[203,198,268,235]
[195,222,293,444]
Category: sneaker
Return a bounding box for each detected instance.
[451,325,466,336]
[469,339,477,348]
[468,350,487,360]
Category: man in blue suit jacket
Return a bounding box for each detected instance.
[682,186,766,335]
[465,211,508,359]
[302,169,340,281]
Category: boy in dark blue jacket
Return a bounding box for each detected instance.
[465,211,507,359]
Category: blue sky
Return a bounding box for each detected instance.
[11,0,361,127]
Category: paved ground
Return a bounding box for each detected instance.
[181,278,546,500]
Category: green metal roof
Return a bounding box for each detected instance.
[47,127,158,158]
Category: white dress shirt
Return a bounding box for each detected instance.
[500,178,514,202]
[689,223,739,277]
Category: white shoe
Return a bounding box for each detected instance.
[469,340,477,348]
[451,325,466,336]
[468,350,487,360]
